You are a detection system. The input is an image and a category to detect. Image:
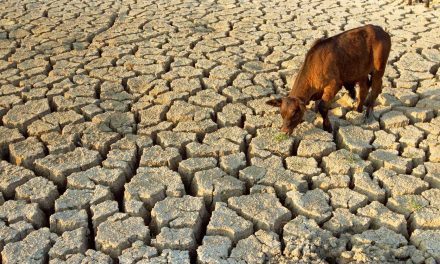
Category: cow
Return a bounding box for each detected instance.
[266,24,391,134]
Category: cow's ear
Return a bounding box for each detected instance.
[266,98,282,107]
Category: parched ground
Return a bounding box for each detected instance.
[0,0,440,263]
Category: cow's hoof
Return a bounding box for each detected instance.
[363,109,375,123]
[366,107,373,118]
[323,123,333,133]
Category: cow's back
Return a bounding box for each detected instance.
[307,25,390,85]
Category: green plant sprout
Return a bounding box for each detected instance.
[274,133,289,142]
[409,198,425,211]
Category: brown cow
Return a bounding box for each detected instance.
[267,24,391,134]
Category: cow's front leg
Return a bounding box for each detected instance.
[319,84,340,132]
[318,100,331,132]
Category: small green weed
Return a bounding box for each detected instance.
[409,198,425,211]
[274,133,289,142]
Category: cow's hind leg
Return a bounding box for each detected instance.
[365,72,384,117]
[366,33,390,118]
[356,77,369,113]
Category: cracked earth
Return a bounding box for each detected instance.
[1,0,440,263]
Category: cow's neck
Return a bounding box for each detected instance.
[289,72,311,104]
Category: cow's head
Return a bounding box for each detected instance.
[266,96,306,135]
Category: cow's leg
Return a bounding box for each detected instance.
[367,34,390,118]
[319,83,339,132]
[344,83,356,100]
[318,100,331,132]
[425,0,429,7]
[408,0,412,5]
[356,77,369,113]
[365,72,384,117]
